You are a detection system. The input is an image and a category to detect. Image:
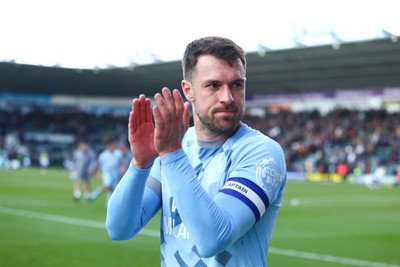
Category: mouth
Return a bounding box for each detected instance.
[213,109,239,118]
[215,110,236,114]
[214,106,238,113]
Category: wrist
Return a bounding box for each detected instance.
[132,158,154,170]
[159,149,185,163]
[159,147,181,158]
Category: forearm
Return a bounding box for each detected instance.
[106,164,156,240]
[161,149,247,257]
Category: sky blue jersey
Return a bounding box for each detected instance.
[98,149,122,188]
[106,123,286,267]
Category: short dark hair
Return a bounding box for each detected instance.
[182,36,246,82]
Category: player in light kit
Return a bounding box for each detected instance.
[90,140,122,205]
[106,36,287,266]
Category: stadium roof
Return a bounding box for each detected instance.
[1,37,399,98]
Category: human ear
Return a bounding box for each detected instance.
[181,80,194,102]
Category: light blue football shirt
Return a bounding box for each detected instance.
[98,149,122,188]
[148,123,287,267]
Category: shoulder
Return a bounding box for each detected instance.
[227,124,286,201]
[98,150,109,160]
[114,149,123,157]
[230,124,284,156]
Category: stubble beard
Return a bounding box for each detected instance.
[193,102,242,138]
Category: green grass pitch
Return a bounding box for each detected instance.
[1,168,399,267]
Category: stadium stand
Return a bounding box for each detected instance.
[1,38,399,97]
[1,104,398,184]
[1,37,399,186]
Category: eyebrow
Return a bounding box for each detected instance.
[230,78,247,85]
[233,77,247,82]
[202,77,247,85]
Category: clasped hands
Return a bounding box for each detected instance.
[129,87,191,169]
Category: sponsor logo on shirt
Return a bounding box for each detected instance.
[256,157,284,192]
[163,198,190,240]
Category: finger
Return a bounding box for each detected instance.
[138,94,147,124]
[154,92,169,122]
[152,105,164,130]
[173,89,184,119]
[144,97,152,123]
[129,110,136,136]
[161,87,176,115]
[129,98,140,134]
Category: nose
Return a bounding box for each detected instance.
[219,85,234,104]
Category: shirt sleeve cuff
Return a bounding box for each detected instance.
[159,149,186,165]
[127,162,152,178]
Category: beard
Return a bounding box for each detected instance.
[193,100,243,137]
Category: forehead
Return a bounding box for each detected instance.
[194,55,246,80]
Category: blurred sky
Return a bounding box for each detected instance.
[0,0,399,69]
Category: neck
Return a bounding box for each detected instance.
[194,121,242,142]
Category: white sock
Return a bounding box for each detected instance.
[73,191,81,199]
[83,191,90,200]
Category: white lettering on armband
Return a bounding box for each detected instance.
[221,179,267,220]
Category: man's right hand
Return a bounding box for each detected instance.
[128,94,158,169]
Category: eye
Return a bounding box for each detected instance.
[231,81,244,89]
[206,82,220,90]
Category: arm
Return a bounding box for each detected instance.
[106,94,160,239]
[161,147,284,257]
[105,164,161,240]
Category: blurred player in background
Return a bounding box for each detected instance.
[39,149,50,174]
[70,141,97,202]
[106,36,287,266]
[117,143,133,180]
[89,140,122,206]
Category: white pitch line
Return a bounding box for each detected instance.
[0,206,159,237]
[268,247,400,267]
[1,206,399,267]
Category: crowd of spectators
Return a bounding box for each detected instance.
[1,104,399,181]
[243,108,399,179]
[0,105,128,168]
